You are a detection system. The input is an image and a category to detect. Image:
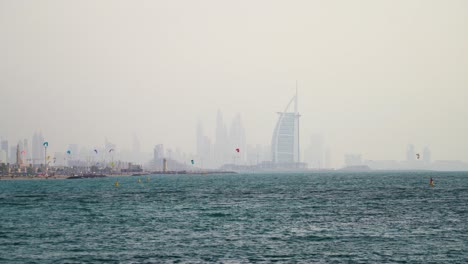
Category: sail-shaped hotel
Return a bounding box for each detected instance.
[271,89,301,164]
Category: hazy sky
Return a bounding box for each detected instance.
[1,0,467,166]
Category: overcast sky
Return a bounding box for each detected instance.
[1,0,467,166]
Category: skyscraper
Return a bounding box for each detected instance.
[16,144,20,165]
[32,132,45,165]
[423,146,431,163]
[214,110,229,166]
[9,146,16,164]
[196,121,213,168]
[406,144,415,162]
[32,132,39,164]
[0,140,8,164]
[154,144,164,160]
[271,89,300,163]
[23,139,30,165]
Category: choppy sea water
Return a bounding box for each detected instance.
[0,171,467,263]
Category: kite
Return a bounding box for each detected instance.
[191,160,194,165]
[109,149,114,153]
[94,149,98,154]
[235,148,240,153]
[416,153,420,159]
[67,150,71,155]
[43,142,49,147]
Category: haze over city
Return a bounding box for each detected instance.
[2,2,468,263]
[1,0,467,167]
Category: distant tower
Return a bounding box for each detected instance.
[32,132,39,164]
[16,143,22,166]
[23,139,30,164]
[0,140,8,164]
[163,158,168,172]
[215,110,229,166]
[154,144,164,160]
[423,146,431,163]
[271,88,300,163]
[406,144,415,162]
[37,132,44,164]
[196,121,213,168]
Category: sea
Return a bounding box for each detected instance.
[0,171,467,263]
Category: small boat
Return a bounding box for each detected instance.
[67,174,107,179]
[132,173,149,176]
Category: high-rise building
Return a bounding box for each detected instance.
[196,121,213,168]
[32,132,39,164]
[166,148,173,159]
[423,146,431,163]
[406,144,415,162]
[214,110,229,166]
[0,150,6,164]
[22,139,30,165]
[154,144,164,160]
[0,140,8,163]
[16,143,22,166]
[32,132,45,165]
[271,89,300,163]
[9,146,16,164]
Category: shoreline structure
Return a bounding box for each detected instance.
[0,170,237,180]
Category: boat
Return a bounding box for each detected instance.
[131,173,149,176]
[67,173,107,179]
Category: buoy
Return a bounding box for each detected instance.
[115,181,119,187]
[138,179,142,183]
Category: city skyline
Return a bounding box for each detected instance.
[1,113,466,170]
[1,1,467,166]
